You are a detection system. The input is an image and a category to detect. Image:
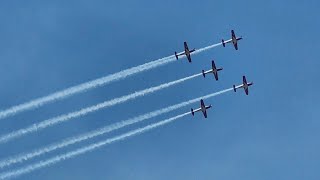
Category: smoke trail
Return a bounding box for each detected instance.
[0,112,190,180]
[0,73,203,144]
[0,42,224,120]
[0,88,233,168]
[0,56,173,120]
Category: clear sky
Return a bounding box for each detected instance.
[0,0,319,179]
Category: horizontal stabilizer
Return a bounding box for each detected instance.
[222,39,226,47]
[174,51,178,60]
[202,70,206,77]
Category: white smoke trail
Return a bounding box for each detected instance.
[0,88,233,168]
[0,112,190,180]
[0,41,224,120]
[0,73,203,144]
[0,56,174,120]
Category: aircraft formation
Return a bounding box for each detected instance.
[0,29,254,179]
[175,30,253,118]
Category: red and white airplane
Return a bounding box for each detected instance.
[175,42,196,63]
[222,30,243,50]
[233,76,253,95]
[191,99,212,118]
[202,60,223,81]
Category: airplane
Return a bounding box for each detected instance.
[175,42,196,63]
[191,99,212,118]
[222,30,243,50]
[202,60,223,81]
[233,76,254,95]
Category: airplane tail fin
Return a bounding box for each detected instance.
[191,108,194,116]
[174,52,178,60]
[222,39,225,47]
[202,70,206,78]
[233,85,237,92]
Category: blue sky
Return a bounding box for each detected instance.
[0,0,319,179]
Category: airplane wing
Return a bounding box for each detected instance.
[200,99,205,107]
[212,61,218,80]
[200,99,208,118]
[186,54,192,62]
[212,61,217,70]
[202,109,207,118]
[234,42,238,50]
[184,42,189,51]
[214,71,219,81]
[245,87,249,95]
[243,76,247,85]
[231,30,236,38]
[231,30,239,50]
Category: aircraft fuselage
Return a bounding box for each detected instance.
[185,49,190,56]
[244,82,253,88]
[201,103,206,113]
[232,36,237,45]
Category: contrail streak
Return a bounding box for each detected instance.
[0,88,233,168]
[0,112,190,180]
[0,73,203,144]
[0,56,173,120]
[0,41,225,120]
